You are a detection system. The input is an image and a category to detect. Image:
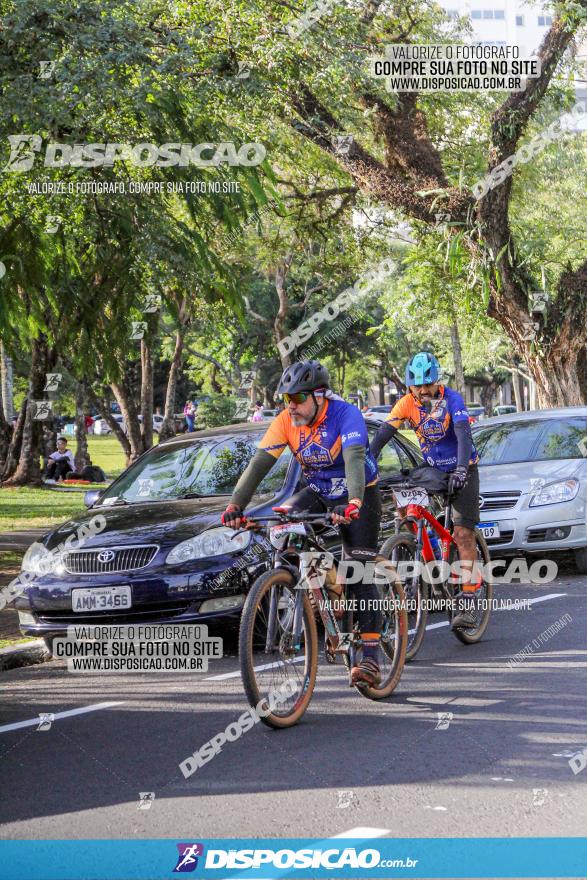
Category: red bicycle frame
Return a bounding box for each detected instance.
[402,502,456,563]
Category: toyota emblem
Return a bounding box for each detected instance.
[478,496,485,509]
[98,549,115,564]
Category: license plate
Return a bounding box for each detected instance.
[393,488,429,508]
[479,522,500,539]
[269,522,306,549]
[71,585,132,613]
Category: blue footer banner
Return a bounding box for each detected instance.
[1,838,586,879]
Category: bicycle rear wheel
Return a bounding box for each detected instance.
[447,531,493,644]
[380,533,429,661]
[239,568,318,728]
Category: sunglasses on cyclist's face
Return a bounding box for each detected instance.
[282,392,310,405]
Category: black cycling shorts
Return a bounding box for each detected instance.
[282,483,382,562]
[452,464,480,530]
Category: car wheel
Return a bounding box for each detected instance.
[574,547,587,574]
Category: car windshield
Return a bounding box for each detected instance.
[98,433,292,504]
[474,418,587,464]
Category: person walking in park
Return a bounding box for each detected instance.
[250,401,265,422]
[183,400,196,432]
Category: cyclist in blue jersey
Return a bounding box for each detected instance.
[371,351,481,629]
[222,360,384,686]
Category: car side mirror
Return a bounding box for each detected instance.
[84,489,102,508]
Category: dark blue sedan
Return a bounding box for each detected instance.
[16,420,422,648]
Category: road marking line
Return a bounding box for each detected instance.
[334,827,390,838]
[206,657,304,681]
[0,701,125,735]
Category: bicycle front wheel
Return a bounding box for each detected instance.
[239,568,318,728]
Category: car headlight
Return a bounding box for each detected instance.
[21,542,57,575]
[529,479,579,507]
[166,527,251,565]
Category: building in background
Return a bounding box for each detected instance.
[437,0,587,123]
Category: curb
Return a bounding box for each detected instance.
[0,639,51,671]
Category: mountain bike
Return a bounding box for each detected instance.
[237,510,408,728]
[379,483,492,661]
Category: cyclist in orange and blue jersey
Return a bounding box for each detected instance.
[221,360,383,687]
[371,351,481,629]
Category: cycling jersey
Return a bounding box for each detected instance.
[258,397,378,499]
[385,386,478,472]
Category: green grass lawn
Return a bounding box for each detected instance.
[0,436,128,532]
[87,435,128,479]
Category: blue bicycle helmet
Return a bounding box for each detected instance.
[405,351,440,386]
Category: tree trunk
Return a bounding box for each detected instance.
[140,337,154,451]
[87,387,132,461]
[0,401,12,473]
[479,380,499,413]
[42,423,58,465]
[4,336,49,486]
[110,381,143,463]
[450,323,466,397]
[511,371,524,411]
[1,398,27,481]
[0,341,14,421]
[160,328,184,441]
[74,382,91,472]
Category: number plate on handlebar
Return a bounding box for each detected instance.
[392,487,429,508]
[269,522,307,549]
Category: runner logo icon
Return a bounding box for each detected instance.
[173,843,204,873]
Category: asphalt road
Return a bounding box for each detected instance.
[1,567,586,843]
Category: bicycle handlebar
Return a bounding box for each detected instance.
[244,510,336,526]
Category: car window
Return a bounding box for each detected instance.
[367,427,416,475]
[99,433,291,503]
[474,418,587,464]
[377,441,404,477]
[532,419,587,460]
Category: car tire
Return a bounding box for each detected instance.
[574,547,587,574]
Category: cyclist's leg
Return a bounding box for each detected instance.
[451,465,482,628]
[337,484,383,684]
[276,487,344,622]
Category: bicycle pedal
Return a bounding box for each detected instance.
[325,650,336,664]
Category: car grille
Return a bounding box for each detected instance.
[479,491,521,511]
[61,545,158,574]
[527,528,548,543]
[484,529,514,546]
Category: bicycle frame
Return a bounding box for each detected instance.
[404,500,456,564]
[245,514,357,660]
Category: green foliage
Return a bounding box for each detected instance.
[196,394,238,428]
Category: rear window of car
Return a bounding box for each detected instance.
[474,418,587,464]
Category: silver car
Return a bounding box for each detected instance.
[472,407,587,573]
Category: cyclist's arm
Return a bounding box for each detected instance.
[229,414,288,509]
[454,419,473,470]
[370,395,411,459]
[342,444,365,503]
[230,449,276,509]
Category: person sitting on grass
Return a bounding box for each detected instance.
[45,437,75,483]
